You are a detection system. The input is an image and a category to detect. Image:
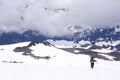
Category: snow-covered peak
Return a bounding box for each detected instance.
[114,25,120,32]
[0,41,89,65]
[68,25,92,33]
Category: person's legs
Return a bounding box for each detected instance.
[91,63,94,68]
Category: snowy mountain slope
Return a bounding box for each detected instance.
[46,24,120,51]
[0,42,120,80]
[0,41,89,66]
[0,41,120,62]
[0,41,119,64]
[47,39,120,51]
[46,40,120,61]
[0,25,120,51]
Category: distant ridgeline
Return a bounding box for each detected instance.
[69,25,120,51]
[0,30,47,45]
[0,30,70,45]
[0,25,120,46]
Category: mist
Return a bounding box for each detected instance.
[0,0,120,37]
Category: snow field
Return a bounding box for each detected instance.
[0,42,120,80]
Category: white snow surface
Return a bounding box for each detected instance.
[46,39,75,46]
[115,27,120,32]
[46,39,91,48]
[0,42,120,80]
[95,40,120,47]
[92,49,113,53]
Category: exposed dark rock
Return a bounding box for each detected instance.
[13,42,51,60]
[2,60,23,63]
[89,46,102,49]
[115,44,120,51]
[1,49,4,51]
[43,41,51,46]
[27,41,40,47]
[60,47,120,61]
[13,46,32,53]
[23,52,51,60]
[108,51,120,61]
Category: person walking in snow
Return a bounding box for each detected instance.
[90,57,96,69]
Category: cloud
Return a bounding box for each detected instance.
[0,0,120,36]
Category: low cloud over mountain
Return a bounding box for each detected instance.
[0,0,120,37]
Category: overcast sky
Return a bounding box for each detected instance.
[0,0,120,37]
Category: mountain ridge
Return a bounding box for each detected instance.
[0,25,120,51]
